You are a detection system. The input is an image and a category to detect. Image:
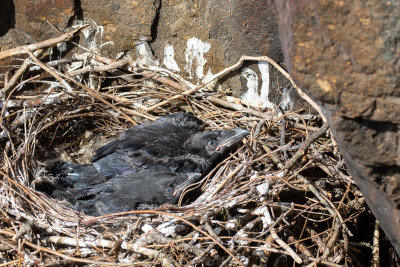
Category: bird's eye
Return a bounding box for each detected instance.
[165,187,173,195]
[207,140,216,148]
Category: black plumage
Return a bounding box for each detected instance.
[56,171,202,215]
[50,113,249,216]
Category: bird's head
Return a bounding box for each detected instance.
[153,172,202,204]
[157,112,205,131]
[184,128,249,162]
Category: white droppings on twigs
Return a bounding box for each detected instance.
[281,87,294,110]
[135,41,159,67]
[258,61,274,109]
[226,218,238,229]
[158,220,178,237]
[163,44,181,72]
[201,67,215,84]
[254,206,272,230]
[141,224,154,233]
[241,61,275,110]
[241,67,259,107]
[256,181,269,196]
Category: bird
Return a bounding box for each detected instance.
[62,171,202,216]
[49,113,249,216]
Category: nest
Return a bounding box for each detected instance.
[0,26,378,266]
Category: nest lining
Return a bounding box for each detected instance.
[0,26,375,266]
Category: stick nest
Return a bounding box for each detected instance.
[0,27,375,266]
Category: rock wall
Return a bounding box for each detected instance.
[149,0,305,111]
[80,0,160,55]
[150,1,282,79]
[0,0,74,46]
[274,0,400,256]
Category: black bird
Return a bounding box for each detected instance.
[69,171,202,215]
[51,113,249,216]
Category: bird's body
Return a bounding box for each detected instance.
[66,171,201,215]
[50,113,248,216]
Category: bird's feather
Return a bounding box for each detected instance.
[48,113,248,215]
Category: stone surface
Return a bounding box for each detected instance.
[274,0,400,255]
[0,0,75,50]
[151,0,282,76]
[80,0,160,55]
[0,0,14,37]
[0,0,160,56]
[14,0,75,41]
[150,0,309,112]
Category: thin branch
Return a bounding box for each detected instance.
[0,25,89,60]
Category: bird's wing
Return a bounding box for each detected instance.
[91,113,204,162]
[73,171,202,216]
[55,163,107,187]
[92,133,217,178]
[90,139,124,162]
[92,150,149,178]
[121,112,204,139]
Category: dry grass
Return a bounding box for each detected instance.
[0,26,376,266]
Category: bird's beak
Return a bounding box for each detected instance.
[173,172,202,196]
[215,128,249,152]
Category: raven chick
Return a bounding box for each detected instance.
[51,113,248,215]
[64,171,202,216]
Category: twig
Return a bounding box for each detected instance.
[0,25,89,60]
[1,50,42,97]
[144,55,325,116]
[372,220,380,267]
[25,49,74,92]
[191,243,215,266]
[217,55,326,121]
[307,228,326,254]
[283,123,329,171]
[207,96,275,120]
[322,218,341,259]
[12,221,32,241]
[60,73,138,125]
[83,210,245,267]
[280,118,288,161]
[257,203,295,237]
[270,228,303,264]
[287,235,313,257]
[68,57,133,76]
[25,240,128,266]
